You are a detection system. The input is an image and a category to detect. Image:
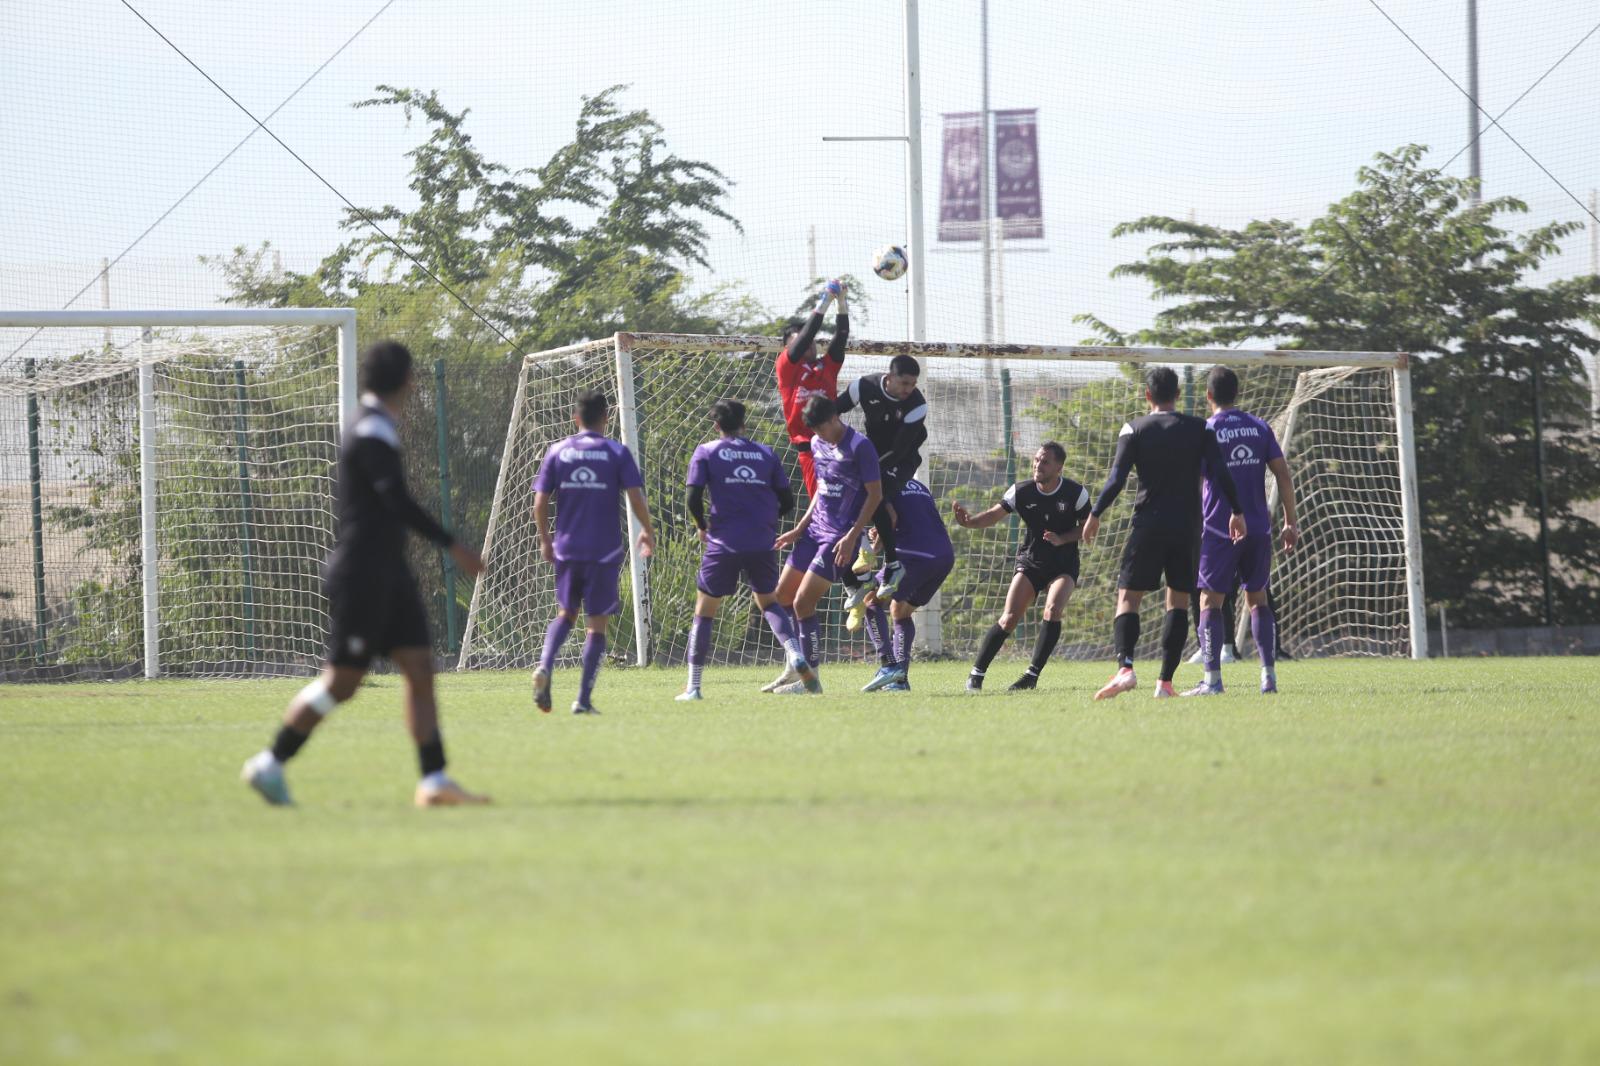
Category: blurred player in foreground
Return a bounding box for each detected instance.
[531,389,656,715]
[241,340,488,808]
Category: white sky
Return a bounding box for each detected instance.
[2,0,1596,349]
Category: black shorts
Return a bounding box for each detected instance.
[324,561,431,669]
[1118,524,1197,594]
[1016,549,1080,594]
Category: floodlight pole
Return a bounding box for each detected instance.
[980,0,993,343]
[1466,0,1482,203]
[903,0,926,342]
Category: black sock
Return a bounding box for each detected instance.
[873,504,898,566]
[270,725,309,763]
[417,734,447,777]
[1030,619,1062,674]
[972,623,1011,674]
[1160,608,1188,681]
[1113,612,1140,669]
[839,566,862,589]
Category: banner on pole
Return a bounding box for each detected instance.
[938,112,983,242]
[993,109,1043,239]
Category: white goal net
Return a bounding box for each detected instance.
[460,334,1423,672]
[0,311,355,680]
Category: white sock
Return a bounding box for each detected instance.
[421,770,450,789]
[1205,669,1222,686]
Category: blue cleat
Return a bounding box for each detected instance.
[882,679,911,692]
[1181,680,1225,697]
[861,663,906,692]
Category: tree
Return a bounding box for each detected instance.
[1081,145,1600,627]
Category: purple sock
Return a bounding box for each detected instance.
[578,631,607,705]
[1200,607,1224,676]
[539,615,573,672]
[799,614,821,668]
[865,604,892,665]
[686,615,713,691]
[762,604,806,662]
[1252,606,1277,669]
[892,616,916,670]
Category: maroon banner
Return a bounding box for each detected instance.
[938,112,984,242]
[993,109,1043,239]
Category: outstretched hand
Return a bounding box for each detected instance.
[951,501,973,528]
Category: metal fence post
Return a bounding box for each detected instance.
[26,358,47,664]
[233,359,257,662]
[1000,365,1018,556]
[434,359,459,655]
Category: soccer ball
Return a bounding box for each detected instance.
[872,244,908,281]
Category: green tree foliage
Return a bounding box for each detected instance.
[1080,146,1600,627]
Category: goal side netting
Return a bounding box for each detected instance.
[0,314,353,680]
[460,334,1421,671]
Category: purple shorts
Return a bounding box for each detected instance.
[785,531,845,583]
[698,547,780,598]
[555,558,623,616]
[1198,530,1272,593]
[893,554,954,607]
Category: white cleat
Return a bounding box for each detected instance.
[1186,648,1205,665]
[761,664,801,693]
[774,677,822,695]
[241,751,293,807]
[675,688,703,702]
[1221,645,1238,664]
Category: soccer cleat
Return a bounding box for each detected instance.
[862,664,906,692]
[241,752,293,807]
[675,688,703,702]
[851,545,880,577]
[761,663,801,693]
[1093,667,1137,701]
[882,679,911,692]
[1186,648,1205,665]
[1181,680,1225,697]
[842,584,871,610]
[1153,680,1176,699]
[1261,671,1278,694]
[966,673,984,692]
[572,701,600,715]
[1221,645,1238,665]
[845,602,867,633]
[1008,672,1039,691]
[532,666,552,713]
[774,678,821,695]
[415,775,491,807]
[875,561,907,600]
[802,673,824,695]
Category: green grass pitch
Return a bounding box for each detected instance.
[3,657,1598,1064]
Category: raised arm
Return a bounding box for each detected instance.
[784,282,840,364]
[826,284,849,363]
[953,500,1008,530]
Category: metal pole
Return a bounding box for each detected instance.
[26,358,47,664]
[994,216,1006,344]
[613,334,651,666]
[139,328,159,678]
[903,0,927,342]
[1001,366,1018,557]
[100,257,111,352]
[336,313,359,428]
[1590,189,1599,420]
[1466,0,1482,203]
[979,0,993,343]
[1392,361,1429,659]
[1439,603,1449,658]
[434,359,459,655]
[233,360,257,662]
[1530,353,1554,625]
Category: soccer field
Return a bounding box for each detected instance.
[3,657,1597,1065]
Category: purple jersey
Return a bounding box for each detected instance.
[810,425,881,541]
[686,436,789,553]
[532,430,643,563]
[890,479,953,562]
[1203,408,1282,537]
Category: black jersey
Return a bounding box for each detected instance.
[835,373,929,476]
[1002,476,1092,565]
[1091,409,1241,533]
[328,398,453,573]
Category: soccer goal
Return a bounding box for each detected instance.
[0,309,357,681]
[459,333,1424,671]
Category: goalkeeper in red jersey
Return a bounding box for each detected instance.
[776,279,850,496]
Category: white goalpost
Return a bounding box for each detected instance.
[460,333,1426,673]
[0,308,357,680]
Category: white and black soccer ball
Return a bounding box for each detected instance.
[872,244,908,281]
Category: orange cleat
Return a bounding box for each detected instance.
[415,776,492,808]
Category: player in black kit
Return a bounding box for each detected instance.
[953,441,1092,691]
[834,354,928,623]
[1082,366,1245,700]
[241,340,490,807]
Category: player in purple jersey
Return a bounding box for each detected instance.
[953,442,1092,692]
[676,399,815,701]
[767,396,882,695]
[858,478,954,693]
[531,389,656,715]
[1184,366,1299,696]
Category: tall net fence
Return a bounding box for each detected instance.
[0,326,341,680]
[461,336,1409,672]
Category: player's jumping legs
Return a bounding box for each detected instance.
[968,572,1035,691]
[393,646,489,806]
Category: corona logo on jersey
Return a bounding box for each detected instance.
[560,446,611,463]
[563,466,603,489]
[717,446,765,463]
